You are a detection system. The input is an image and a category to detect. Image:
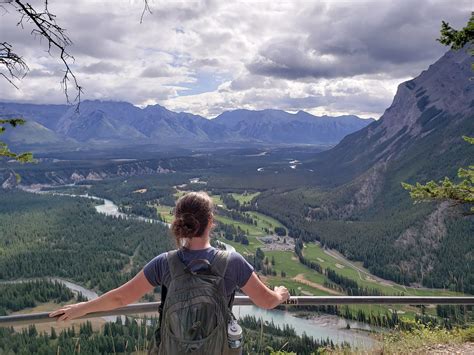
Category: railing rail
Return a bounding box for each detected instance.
[1,296,473,327]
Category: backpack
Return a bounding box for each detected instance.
[148,249,236,355]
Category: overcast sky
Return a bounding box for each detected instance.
[0,0,470,118]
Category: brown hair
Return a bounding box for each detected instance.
[171,191,214,247]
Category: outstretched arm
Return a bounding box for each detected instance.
[241,272,289,309]
[49,269,154,322]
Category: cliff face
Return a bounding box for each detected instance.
[0,158,197,186]
[379,47,472,141]
[309,47,473,186]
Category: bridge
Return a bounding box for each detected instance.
[1,296,473,327]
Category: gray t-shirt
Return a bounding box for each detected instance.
[143,246,254,298]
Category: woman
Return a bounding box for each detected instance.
[49,191,289,323]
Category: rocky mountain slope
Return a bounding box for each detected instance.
[309,47,473,186]
[300,46,474,290]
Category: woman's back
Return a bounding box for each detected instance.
[49,191,289,354]
[144,246,254,302]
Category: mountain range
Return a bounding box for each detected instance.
[0,101,373,148]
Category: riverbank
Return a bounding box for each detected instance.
[234,305,376,349]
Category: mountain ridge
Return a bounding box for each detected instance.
[0,100,373,147]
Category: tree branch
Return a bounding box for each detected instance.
[140,0,152,24]
[13,0,82,105]
[0,41,28,89]
[0,117,34,163]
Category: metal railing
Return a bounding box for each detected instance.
[1,296,473,327]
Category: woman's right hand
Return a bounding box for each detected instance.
[242,273,290,309]
[274,285,290,303]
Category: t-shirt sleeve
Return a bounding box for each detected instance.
[228,251,254,288]
[143,252,168,287]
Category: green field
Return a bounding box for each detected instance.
[217,233,264,255]
[246,211,287,232]
[153,204,175,223]
[266,278,329,296]
[214,215,263,236]
[173,189,186,199]
[231,192,260,204]
[303,243,463,297]
[211,194,224,206]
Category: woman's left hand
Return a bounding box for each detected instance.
[49,302,89,322]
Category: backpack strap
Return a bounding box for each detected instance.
[163,250,188,287]
[211,250,230,278]
[228,289,236,309]
[158,285,167,326]
[211,250,236,312]
[160,250,188,311]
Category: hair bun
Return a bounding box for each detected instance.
[171,191,214,247]
[172,213,201,239]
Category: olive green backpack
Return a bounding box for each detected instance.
[148,249,236,354]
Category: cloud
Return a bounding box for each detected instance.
[247,0,471,80]
[80,62,121,74]
[140,65,188,78]
[0,0,470,119]
[189,58,220,68]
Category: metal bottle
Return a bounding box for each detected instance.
[227,319,243,354]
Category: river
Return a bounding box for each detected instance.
[15,185,376,348]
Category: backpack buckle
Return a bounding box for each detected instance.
[184,258,212,275]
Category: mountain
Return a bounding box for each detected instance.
[309,47,473,185]
[214,109,373,144]
[0,101,372,147]
[139,105,228,143]
[0,102,68,130]
[56,102,146,142]
[0,103,68,145]
[264,46,473,291]
[1,120,64,145]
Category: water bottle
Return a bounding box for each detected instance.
[227,319,243,354]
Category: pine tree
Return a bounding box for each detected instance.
[50,327,57,340]
[402,136,474,214]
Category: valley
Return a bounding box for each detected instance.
[1,157,467,332]
[0,41,472,354]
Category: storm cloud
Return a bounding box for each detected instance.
[0,0,470,118]
[247,0,470,80]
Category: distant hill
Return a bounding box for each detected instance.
[0,101,373,147]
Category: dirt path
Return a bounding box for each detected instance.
[292,274,341,295]
[323,248,398,287]
[122,243,142,274]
